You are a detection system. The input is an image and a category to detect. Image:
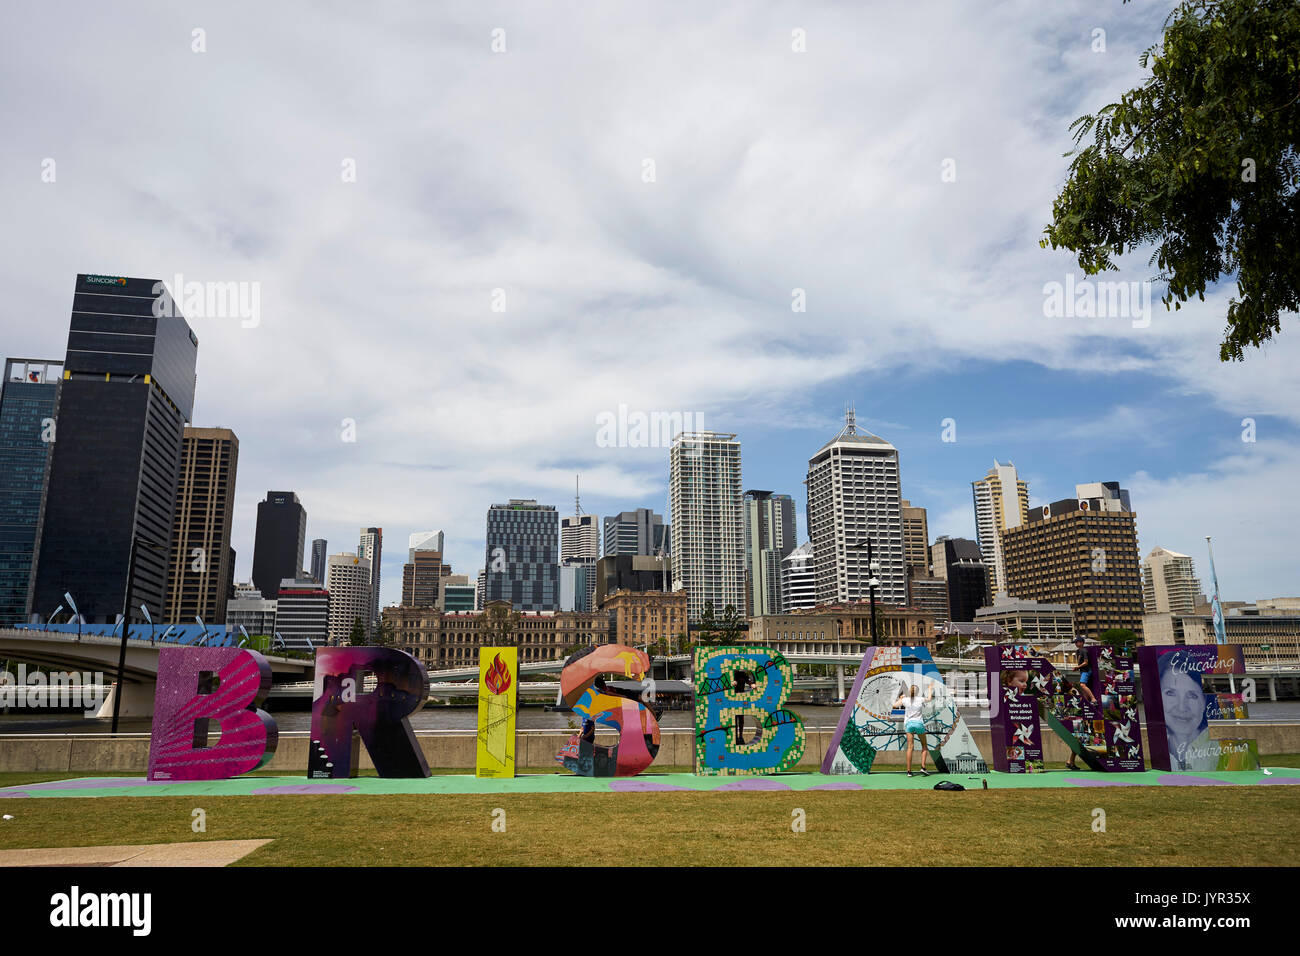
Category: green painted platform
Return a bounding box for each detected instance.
[2,767,1299,798]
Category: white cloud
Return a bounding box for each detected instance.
[0,0,1292,605]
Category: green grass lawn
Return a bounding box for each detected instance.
[2,769,1298,866]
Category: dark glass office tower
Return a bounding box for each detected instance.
[32,274,198,624]
[310,538,327,585]
[485,499,559,611]
[251,491,306,600]
[0,359,62,625]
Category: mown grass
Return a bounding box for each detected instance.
[2,785,1297,866]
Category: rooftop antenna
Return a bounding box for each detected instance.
[574,474,581,516]
[844,402,857,436]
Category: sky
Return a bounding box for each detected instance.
[1,1,1296,610]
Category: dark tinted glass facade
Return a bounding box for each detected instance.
[252,491,306,600]
[32,275,197,624]
[0,360,61,625]
[485,500,559,611]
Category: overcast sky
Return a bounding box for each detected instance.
[2,1,1295,609]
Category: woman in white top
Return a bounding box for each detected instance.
[894,682,936,777]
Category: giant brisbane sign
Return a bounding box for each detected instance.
[145,641,1260,783]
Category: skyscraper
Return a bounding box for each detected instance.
[326,553,372,644]
[743,490,797,617]
[408,530,444,562]
[164,426,238,625]
[484,499,559,611]
[805,409,906,607]
[1142,546,1202,614]
[251,491,306,603]
[669,432,744,623]
[603,508,669,556]
[402,549,449,607]
[310,538,327,585]
[0,358,61,626]
[358,527,382,625]
[780,541,817,612]
[971,460,1030,599]
[561,479,599,612]
[1001,486,1143,640]
[900,499,931,576]
[33,274,198,624]
[931,536,991,622]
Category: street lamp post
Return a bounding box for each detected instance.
[847,537,880,643]
[63,592,81,642]
[141,603,155,645]
[112,535,167,734]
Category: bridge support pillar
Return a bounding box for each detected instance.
[94,680,156,720]
[1269,676,1277,702]
[836,665,845,700]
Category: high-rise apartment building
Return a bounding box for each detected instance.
[310,538,327,585]
[252,491,306,604]
[33,275,197,624]
[743,490,796,617]
[669,432,744,623]
[402,549,449,607]
[972,460,1030,599]
[325,553,372,644]
[780,541,817,612]
[603,508,669,556]
[276,576,329,650]
[805,409,906,607]
[1001,486,1143,640]
[358,527,382,625]
[0,359,61,625]
[164,426,238,625]
[1142,546,1201,614]
[484,499,559,611]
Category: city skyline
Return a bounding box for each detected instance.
[1,4,1295,612]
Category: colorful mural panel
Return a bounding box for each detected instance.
[308,646,430,779]
[476,647,518,778]
[822,646,987,774]
[147,647,278,781]
[553,644,660,777]
[693,646,805,775]
[985,644,1145,773]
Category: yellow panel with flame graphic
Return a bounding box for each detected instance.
[475,648,518,778]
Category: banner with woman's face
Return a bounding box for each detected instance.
[1136,645,1257,771]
